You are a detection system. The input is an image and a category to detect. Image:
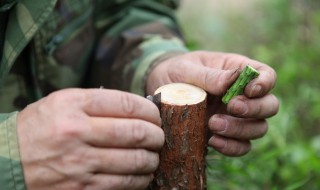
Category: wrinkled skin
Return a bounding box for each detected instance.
[18,89,164,190]
[147,51,279,157]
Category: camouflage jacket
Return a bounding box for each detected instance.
[0,0,188,189]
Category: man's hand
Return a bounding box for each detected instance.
[147,51,279,157]
[17,89,164,190]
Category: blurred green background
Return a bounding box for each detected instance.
[177,0,320,189]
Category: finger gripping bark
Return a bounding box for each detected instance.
[148,83,208,190]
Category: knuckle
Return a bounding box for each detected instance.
[231,141,251,156]
[131,121,164,150]
[106,120,123,141]
[252,100,264,117]
[131,121,147,145]
[120,92,137,115]
[232,119,247,137]
[249,100,267,117]
[54,117,82,140]
[123,175,136,187]
[133,149,149,171]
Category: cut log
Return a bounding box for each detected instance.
[148,83,208,190]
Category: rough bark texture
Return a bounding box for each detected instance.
[149,91,207,190]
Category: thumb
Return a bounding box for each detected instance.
[174,63,240,96]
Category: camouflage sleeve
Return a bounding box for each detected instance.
[86,0,188,95]
[0,112,26,190]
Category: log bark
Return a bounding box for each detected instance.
[148,83,208,190]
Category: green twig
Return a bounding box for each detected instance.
[222,65,260,104]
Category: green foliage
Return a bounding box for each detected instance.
[178,0,320,189]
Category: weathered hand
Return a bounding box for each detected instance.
[17,89,164,190]
[147,51,279,156]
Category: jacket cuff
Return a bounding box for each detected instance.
[0,112,26,190]
[130,35,188,96]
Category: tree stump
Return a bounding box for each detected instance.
[149,83,208,190]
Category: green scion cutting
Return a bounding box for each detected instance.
[222,65,260,104]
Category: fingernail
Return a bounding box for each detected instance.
[209,136,226,149]
[250,85,262,97]
[209,117,228,133]
[230,99,248,115]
